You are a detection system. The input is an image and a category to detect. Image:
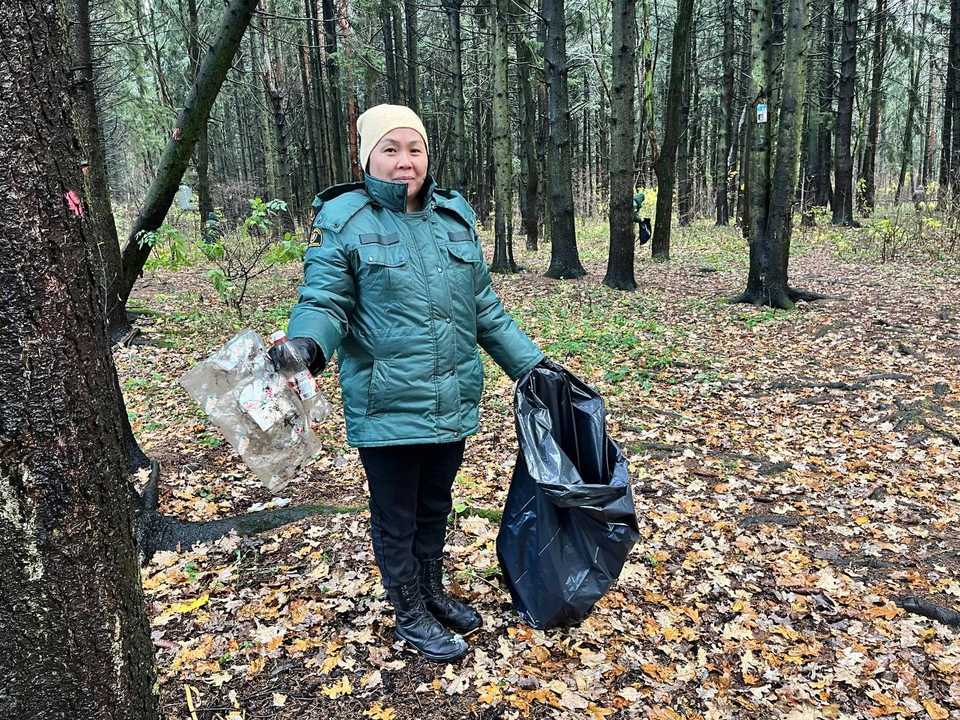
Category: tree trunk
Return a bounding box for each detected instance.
[603,0,637,290]
[859,0,886,215]
[831,0,857,225]
[941,1,958,199]
[404,0,419,111]
[516,14,540,251]
[677,29,694,227]
[321,0,347,179]
[64,0,128,337]
[543,0,586,278]
[116,0,259,314]
[735,0,820,308]
[895,2,928,204]
[651,0,695,261]
[187,0,214,225]
[815,0,836,208]
[490,0,516,273]
[717,0,735,225]
[382,1,398,103]
[0,3,161,715]
[442,0,466,191]
[299,41,322,194]
[921,55,937,187]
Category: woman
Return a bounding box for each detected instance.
[269,104,548,662]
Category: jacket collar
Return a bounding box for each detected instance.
[364,172,437,213]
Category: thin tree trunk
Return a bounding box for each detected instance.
[717,0,735,225]
[516,13,540,250]
[404,0,419,110]
[859,0,886,215]
[64,0,127,336]
[815,0,836,207]
[604,0,637,290]
[831,0,857,225]
[677,29,694,226]
[543,0,586,278]
[922,55,937,187]
[490,0,516,273]
[187,0,214,225]
[651,0,695,261]
[442,0,466,191]
[0,3,161,714]
[941,1,958,198]
[116,0,260,314]
[321,0,346,179]
[895,1,928,203]
[382,1,398,103]
[300,41,321,194]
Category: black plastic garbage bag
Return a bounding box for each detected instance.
[496,363,640,629]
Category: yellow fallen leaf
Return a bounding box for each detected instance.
[587,704,616,720]
[170,594,210,614]
[320,676,352,699]
[363,702,397,720]
[273,693,287,707]
[478,683,503,704]
[922,698,949,720]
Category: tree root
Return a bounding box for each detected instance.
[738,514,800,528]
[893,596,960,627]
[133,461,366,564]
[730,285,831,309]
[883,397,960,446]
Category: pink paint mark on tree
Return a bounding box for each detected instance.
[65,190,84,217]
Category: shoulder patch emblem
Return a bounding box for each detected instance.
[308,226,323,248]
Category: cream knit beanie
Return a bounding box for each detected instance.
[357,104,429,171]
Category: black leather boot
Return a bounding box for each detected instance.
[419,557,483,634]
[386,581,468,662]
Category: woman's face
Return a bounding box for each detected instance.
[368,128,428,205]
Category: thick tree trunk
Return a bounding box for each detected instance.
[516,15,540,251]
[490,0,516,273]
[543,0,586,278]
[603,0,637,290]
[116,0,259,313]
[651,0,695,261]
[859,0,886,215]
[831,0,857,225]
[0,3,161,715]
[736,0,818,308]
[382,1,398,104]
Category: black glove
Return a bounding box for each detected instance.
[537,357,565,373]
[268,336,325,376]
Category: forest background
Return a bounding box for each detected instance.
[2,0,960,718]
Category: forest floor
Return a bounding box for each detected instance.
[117,214,960,720]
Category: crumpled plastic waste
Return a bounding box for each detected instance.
[496,363,640,629]
[179,329,331,492]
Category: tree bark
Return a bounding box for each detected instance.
[404,0,419,111]
[941,0,958,199]
[717,0,735,225]
[859,0,885,215]
[0,3,161,715]
[442,0,466,192]
[116,0,259,314]
[603,0,637,290]
[735,0,820,308]
[921,55,937,187]
[490,0,516,273]
[321,0,347,179]
[895,1,928,204]
[814,0,836,208]
[64,0,128,337]
[543,0,587,278]
[651,0,695,261]
[831,0,857,225]
[516,16,540,251]
[677,29,694,226]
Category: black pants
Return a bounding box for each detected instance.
[358,440,465,588]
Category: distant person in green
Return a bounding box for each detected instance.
[633,189,651,245]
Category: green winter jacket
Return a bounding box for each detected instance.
[287,173,544,447]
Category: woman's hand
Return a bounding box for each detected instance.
[268,337,325,375]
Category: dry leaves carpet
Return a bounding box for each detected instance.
[117,220,960,720]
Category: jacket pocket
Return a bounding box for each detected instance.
[358,244,410,300]
[446,243,483,300]
[365,358,385,417]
